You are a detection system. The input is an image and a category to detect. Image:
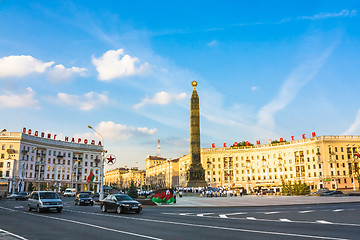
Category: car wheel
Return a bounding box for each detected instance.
[27,205,32,212]
[101,205,107,212]
[37,206,42,213]
[75,201,77,205]
[135,210,141,214]
[57,208,62,213]
[91,203,94,206]
[116,206,122,214]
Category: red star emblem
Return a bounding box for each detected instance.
[107,155,115,164]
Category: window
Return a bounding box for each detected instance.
[0,154,4,159]
[7,162,10,168]
[1,145,5,150]
[53,151,56,156]
[0,171,2,177]
[6,171,9,177]
[341,147,343,152]
[0,162,3,168]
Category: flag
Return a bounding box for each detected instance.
[356,153,360,159]
[87,171,95,183]
[152,191,175,204]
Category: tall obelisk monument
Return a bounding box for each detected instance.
[186,81,207,187]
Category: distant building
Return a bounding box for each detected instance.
[145,156,179,189]
[0,131,102,193]
[104,167,146,189]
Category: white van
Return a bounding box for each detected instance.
[63,188,77,197]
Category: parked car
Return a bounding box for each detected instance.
[15,192,29,201]
[27,191,63,213]
[63,188,77,197]
[100,194,142,214]
[321,191,344,196]
[309,188,330,196]
[75,193,94,206]
[10,192,19,199]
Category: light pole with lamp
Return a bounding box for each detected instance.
[88,125,105,201]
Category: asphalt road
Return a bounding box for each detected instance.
[0,197,360,240]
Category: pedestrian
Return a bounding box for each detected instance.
[234,190,237,197]
[179,190,183,198]
[240,188,243,197]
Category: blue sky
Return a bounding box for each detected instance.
[1,1,360,170]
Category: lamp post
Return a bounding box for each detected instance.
[88,125,105,201]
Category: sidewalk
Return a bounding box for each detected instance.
[157,195,360,207]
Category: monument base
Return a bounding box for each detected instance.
[185,163,208,187]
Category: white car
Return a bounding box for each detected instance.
[63,188,77,197]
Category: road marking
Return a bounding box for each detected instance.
[61,209,350,240]
[264,211,280,215]
[14,206,24,209]
[333,209,344,212]
[316,220,333,224]
[223,212,247,216]
[197,213,214,217]
[299,210,314,214]
[0,206,162,240]
[246,217,256,220]
[219,214,228,218]
[179,213,193,216]
[279,219,292,222]
[0,228,28,240]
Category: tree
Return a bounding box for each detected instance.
[127,181,138,199]
[281,179,310,195]
[27,182,34,192]
[271,140,287,144]
[231,141,254,147]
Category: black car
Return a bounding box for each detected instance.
[100,194,142,214]
[15,192,29,201]
[321,190,344,196]
[74,193,94,206]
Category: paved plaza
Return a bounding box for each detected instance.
[158,195,360,207]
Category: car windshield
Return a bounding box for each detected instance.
[115,195,133,201]
[39,192,59,199]
[79,194,90,198]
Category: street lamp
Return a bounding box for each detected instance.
[88,125,105,201]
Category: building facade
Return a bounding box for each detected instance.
[0,131,103,193]
[149,136,360,192]
[146,156,179,189]
[104,167,146,189]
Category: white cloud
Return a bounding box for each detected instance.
[47,64,87,83]
[92,49,150,81]
[54,91,109,111]
[256,44,336,130]
[0,87,39,109]
[343,110,360,135]
[90,121,157,141]
[0,55,54,78]
[251,86,258,91]
[133,91,187,109]
[208,40,218,47]
[301,9,357,20]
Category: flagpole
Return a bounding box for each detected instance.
[88,125,105,201]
